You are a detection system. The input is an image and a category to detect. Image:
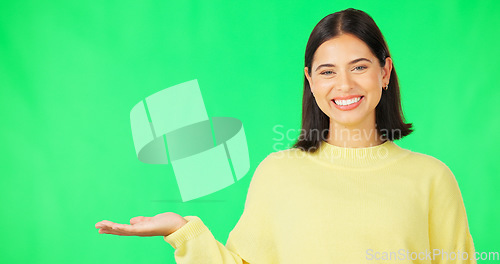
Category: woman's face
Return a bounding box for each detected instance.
[304,33,392,128]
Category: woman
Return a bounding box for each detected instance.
[96,8,476,263]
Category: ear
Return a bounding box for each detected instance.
[382,57,393,85]
[304,66,313,87]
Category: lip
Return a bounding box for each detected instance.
[332,96,364,111]
[332,95,364,100]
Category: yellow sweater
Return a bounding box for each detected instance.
[164,140,476,263]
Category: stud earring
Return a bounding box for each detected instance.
[383,84,389,90]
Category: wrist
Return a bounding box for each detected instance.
[167,217,188,236]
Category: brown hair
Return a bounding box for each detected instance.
[292,8,413,152]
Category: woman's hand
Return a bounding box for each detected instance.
[95,212,188,237]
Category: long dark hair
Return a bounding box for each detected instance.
[292,8,413,152]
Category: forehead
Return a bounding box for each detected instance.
[312,34,375,65]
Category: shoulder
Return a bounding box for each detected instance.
[404,150,451,171]
[259,146,307,162]
[250,147,308,180]
[403,152,466,204]
[401,148,457,184]
[243,148,304,203]
[258,147,309,168]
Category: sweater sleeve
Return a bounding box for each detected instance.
[428,164,477,264]
[162,153,278,263]
[163,216,247,264]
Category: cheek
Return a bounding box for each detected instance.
[360,71,382,88]
[364,82,383,106]
[311,78,333,94]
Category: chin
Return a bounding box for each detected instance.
[330,114,365,127]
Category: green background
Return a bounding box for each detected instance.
[1,0,499,263]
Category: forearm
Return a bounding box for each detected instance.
[164,216,246,264]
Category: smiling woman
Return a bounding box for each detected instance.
[95,8,477,264]
[305,34,391,146]
[295,8,413,151]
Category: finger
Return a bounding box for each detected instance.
[96,223,107,229]
[113,223,137,233]
[100,225,150,236]
[98,227,115,234]
[95,220,116,229]
[98,228,133,236]
[98,228,110,234]
[115,224,156,236]
[96,220,117,228]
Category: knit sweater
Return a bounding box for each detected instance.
[163,140,476,264]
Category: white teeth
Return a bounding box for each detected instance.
[334,96,362,106]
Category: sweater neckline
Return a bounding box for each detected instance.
[306,140,408,168]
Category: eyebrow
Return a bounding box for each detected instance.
[315,58,372,72]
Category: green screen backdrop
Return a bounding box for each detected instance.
[1,0,499,263]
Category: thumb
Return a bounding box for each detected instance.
[130,216,150,225]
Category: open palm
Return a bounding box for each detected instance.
[95,212,187,237]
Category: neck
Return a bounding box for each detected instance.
[308,139,408,168]
[327,117,384,148]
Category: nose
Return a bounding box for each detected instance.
[336,71,354,91]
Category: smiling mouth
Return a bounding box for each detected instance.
[333,96,364,106]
